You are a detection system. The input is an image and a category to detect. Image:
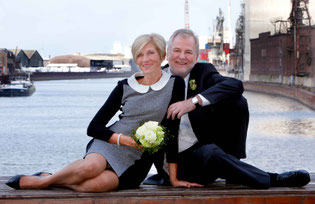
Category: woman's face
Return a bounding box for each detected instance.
[136,42,162,75]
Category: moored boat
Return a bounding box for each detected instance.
[0,75,35,97]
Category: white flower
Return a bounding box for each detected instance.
[144,130,157,143]
[134,121,165,151]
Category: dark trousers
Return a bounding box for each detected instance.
[208,95,249,159]
[177,143,270,189]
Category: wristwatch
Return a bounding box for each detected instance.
[192,96,201,108]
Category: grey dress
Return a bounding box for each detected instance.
[86,71,184,177]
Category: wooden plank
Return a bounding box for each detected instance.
[0,174,314,204]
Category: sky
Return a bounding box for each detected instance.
[0,0,242,59]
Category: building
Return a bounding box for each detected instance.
[0,49,15,74]
[46,53,131,72]
[243,0,315,84]
[8,49,44,68]
[250,28,315,88]
[49,55,90,67]
[245,0,315,88]
[25,50,44,67]
[82,53,130,71]
[10,49,28,68]
[0,51,7,75]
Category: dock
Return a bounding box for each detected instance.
[0,174,314,203]
[30,71,134,81]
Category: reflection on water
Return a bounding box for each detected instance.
[284,119,315,135]
[243,91,315,173]
[0,80,314,176]
[253,118,315,136]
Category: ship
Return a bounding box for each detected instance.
[0,74,35,97]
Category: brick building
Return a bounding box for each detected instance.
[250,27,315,88]
[0,49,15,75]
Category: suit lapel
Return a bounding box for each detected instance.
[187,66,199,98]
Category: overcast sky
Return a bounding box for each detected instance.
[0,0,242,58]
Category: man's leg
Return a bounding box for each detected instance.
[178,144,310,188]
[210,96,249,159]
[178,144,270,188]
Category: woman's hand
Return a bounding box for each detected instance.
[171,179,204,188]
[109,133,142,150]
[121,135,142,150]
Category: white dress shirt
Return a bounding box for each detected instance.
[167,68,210,152]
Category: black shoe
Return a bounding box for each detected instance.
[274,170,310,187]
[5,175,25,190]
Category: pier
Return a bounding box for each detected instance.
[0,174,314,203]
[244,82,315,110]
[29,71,134,81]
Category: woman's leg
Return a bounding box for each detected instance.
[66,169,119,192]
[19,153,107,189]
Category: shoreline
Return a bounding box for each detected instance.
[244,82,315,110]
[30,71,134,81]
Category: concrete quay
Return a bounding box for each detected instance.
[1,174,314,204]
[244,82,315,110]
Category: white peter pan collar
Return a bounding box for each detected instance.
[127,70,171,93]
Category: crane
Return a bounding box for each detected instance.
[185,0,190,29]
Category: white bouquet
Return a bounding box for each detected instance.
[131,121,169,154]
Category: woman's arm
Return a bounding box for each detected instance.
[87,80,124,142]
[108,132,138,148]
[87,79,141,149]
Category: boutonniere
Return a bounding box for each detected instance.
[189,79,197,91]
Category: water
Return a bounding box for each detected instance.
[243,91,315,172]
[0,78,314,176]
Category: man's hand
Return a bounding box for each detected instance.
[171,179,204,188]
[167,99,196,120]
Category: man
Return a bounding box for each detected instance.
[145,29,310,188]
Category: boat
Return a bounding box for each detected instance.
[0,74,35,97]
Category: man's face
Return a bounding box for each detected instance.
[167,35,198,78]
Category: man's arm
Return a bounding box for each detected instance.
[167,63,244,119]
[167,97,198,120]
[168,163,203,187]
[199,71,244,105]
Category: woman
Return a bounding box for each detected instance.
[6,33,201,192]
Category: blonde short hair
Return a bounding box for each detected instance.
[131,33,166,62]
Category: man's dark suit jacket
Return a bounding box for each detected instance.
[165,62,249,159]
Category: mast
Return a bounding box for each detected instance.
[185,0,190,29]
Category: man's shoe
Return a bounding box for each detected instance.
[274,170,310,187]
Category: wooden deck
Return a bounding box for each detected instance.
[1,174,314,204]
